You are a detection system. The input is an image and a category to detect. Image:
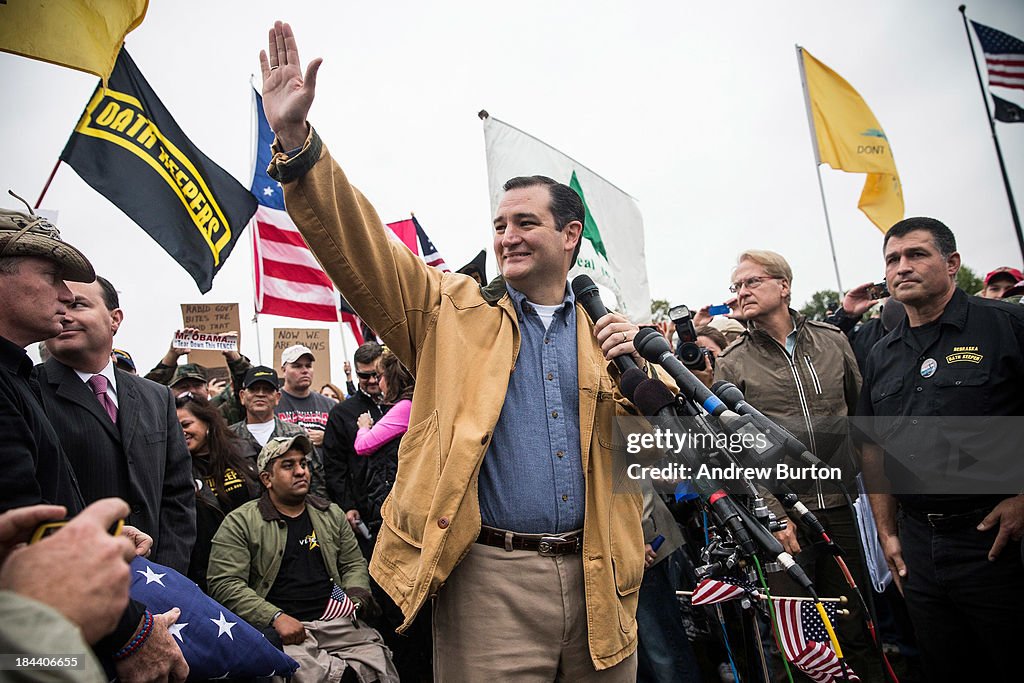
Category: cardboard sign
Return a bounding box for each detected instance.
[172,330,239,352]
[180,303,240,380]
[273,328,332,391]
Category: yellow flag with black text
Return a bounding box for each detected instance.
[0,0,148,83]
[800,48,904,233]
[60,50,256,293]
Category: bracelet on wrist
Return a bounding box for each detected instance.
[113,610,154,661]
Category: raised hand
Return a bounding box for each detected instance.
[259,21,323,149]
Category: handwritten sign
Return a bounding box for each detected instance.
[273,328,332,391]
[180,303,240,379]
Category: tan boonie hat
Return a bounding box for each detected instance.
[257,433,313,472]
[0,191,95,282]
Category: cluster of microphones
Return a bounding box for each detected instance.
[572,275,847,598]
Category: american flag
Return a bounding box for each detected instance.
[690,576,756,606]
[413,215,450,271]
[129,557,298,679]
[249,91,433,328]
[773,598,859,683]
[320,583,357,621]
[971,21,1024,90]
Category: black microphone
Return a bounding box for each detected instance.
[571,275,638,376]
[618,367,649,405]
[711,381,826,468]
[633,327,728,417]
[711,381,831,541]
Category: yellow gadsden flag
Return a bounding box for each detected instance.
[0,0,149,83]
[800,48,904,233]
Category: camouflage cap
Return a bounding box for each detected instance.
[170,363,208,387]
[0,193,95,282]
[257,433,313,472]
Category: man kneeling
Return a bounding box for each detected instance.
[208,434,397,682]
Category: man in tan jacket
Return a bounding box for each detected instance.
[257,21,654,680]
[713,249,879,680]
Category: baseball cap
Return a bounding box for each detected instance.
[0,195,95,282]
[984,267,1024,286]
[281,344,315,365]
[170,363,208,387]
[257,433,313,472]
[111,348,135,372]
[242,365,280,389]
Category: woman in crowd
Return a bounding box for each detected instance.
[319,382,344,402]
[176,394,260,591]
[354,350,415,525]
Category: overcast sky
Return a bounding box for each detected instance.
[2,0,1022,380]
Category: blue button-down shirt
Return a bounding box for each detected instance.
[478,284,585,533]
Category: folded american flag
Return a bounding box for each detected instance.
[690,576,757,606]
[773,597,859,683]
[320,583,357,621]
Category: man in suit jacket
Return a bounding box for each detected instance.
[36,275,196,573]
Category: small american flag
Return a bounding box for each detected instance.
[413,216,450,271]
[320,583,357,621]
[773,598,859,683]
[971,21,1024,91]
[690,576,756,606]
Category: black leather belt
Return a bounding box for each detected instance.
[476,525,582,555]
[903,507,993,532]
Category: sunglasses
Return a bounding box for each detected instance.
[356,371,379,380]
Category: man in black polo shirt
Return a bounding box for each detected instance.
[857,217,1024,681]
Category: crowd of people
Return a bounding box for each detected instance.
[1,19,1022,683]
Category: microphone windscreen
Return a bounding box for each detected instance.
[633,378,678,416]
[633,326,670,362]
[618,367,647,403]
[570,274,598,299]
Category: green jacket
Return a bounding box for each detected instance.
[207,492,371,628]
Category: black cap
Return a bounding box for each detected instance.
[242,365,280,390]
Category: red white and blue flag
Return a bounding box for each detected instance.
[250,91,450,332]
[690,576,756,606]
[320,583,357,621]
[773,598,859,683]
[971,21,1024,90]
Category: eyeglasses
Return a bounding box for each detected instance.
[728,276,782,294]
[356,371,379,380]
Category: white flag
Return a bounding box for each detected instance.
[482,116,652,322]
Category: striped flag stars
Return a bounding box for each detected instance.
[972,21,1024,90]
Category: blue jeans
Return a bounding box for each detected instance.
[636,548,701,683]
[899,512,1024,682]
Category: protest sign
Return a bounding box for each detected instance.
[273,328,331,390]
[180,303,240,379]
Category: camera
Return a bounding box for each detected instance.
[669,304,714,372]
[867,281,890,300]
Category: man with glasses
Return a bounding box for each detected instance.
[276,344,333,498]
[714,249,879,680]
[230,365,305,465]
[324,342,386,538]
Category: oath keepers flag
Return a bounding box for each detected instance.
[482,114,652,322]
[798,47,904,233]
[61,49,257,292]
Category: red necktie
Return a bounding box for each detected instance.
[87,374,118,424]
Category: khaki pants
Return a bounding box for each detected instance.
[281,616,399,683]
[433,542,637,682]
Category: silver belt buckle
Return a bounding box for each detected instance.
[538,536,564,556]
[926,513,944,527]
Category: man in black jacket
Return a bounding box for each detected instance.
[323,341,387,538]
[37,276,196,573]
[0,204,187,682]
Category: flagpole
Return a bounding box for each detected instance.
[796,45,844,294]
[335,296,350,374]
[34,159,62,209]
[959,5,1024,264]
[247,80,264,365]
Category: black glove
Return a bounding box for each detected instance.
[346,586,381,622]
